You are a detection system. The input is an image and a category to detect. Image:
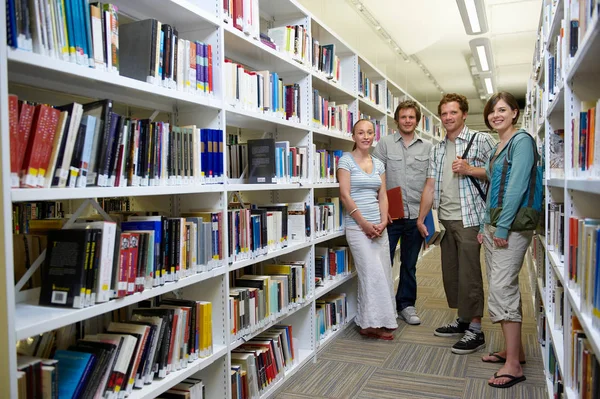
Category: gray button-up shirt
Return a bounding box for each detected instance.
[373,132,433,219]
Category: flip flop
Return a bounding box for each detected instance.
[359,330,394,340]
[488,374,526,388]
[482,352,526,365]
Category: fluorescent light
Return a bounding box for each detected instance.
[476,45,489,71]
[470,38,494,73]
[484,77,494,94]
[456,0,488,35]
[464,0,481,33]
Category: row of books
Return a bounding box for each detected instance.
[549,129,565,177]
[546,343,565,398]
[39,212,223,308]
[316,293,349,343]
[547,23,565,101]
[571,315,600,398]
[572,99,599,177]
[386,91,402,115]
[231,324,296,399]
[12,201,64,235]
[120,19,214,94]
[223,0,260,40]
[314,197,343,238]
[228,203,305,263]
[6,0,119,71]
[566,0,600,67]
[312,41,341,82]
[315,246,352,281]
[311,90,354,134]
[358,112,384,142]
[313,148,343,184]
[17,299,212,398]
[8,95,225,189]
[224,60,302,123]
[567,216,600,326]
[268,25,312,66]
[228,139,310,184]
[5,1,216,98]
[229,266,308,340]
[548,202,565,260]
[358,68,382,107]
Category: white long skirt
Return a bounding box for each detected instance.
[346,225,398,329]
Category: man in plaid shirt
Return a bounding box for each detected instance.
[417,93,496,355]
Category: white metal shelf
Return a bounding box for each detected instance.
[565,287,600,363]
[358,96,386,117]
[545,178,565,188]
[230,298,313,350]
[312,182,340,189]
[566,179,600,195]
[314,272,357,299]
[110,0,219,28]
[547,250,566,287]
[7,49,223,113]
[546,86,564,125]
[128,345,228,399]
[545,0,564,50]
[311,126,354,143]
[15,266,227,340]
[223,24,311,76]
[567,13,600,94]
[229,230,344,272]
[11,183,225,202]
[227,183,309,192]
[311,72,356,100]
[260,348,312,399]
[315,314,356,352]
[544,309,566,377]
[225,104,310,132]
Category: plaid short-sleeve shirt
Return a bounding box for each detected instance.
[427,126,496,228]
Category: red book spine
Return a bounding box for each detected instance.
[117,233,130,298]
[127,233,140,295]
[21,105,50,187]
[37,107,60,187]
[233,0,243,30]
[207,44,213,93]
[8,95,19,186]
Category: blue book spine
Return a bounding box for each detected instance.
[6,0,17,48]
[80,0,94,66]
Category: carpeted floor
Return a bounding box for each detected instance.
[274,246,547,399]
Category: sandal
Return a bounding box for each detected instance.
[482,352,526,365]
[488,374,526,388]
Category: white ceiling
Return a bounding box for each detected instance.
[297,0,542,131]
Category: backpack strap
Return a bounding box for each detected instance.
[462,132,487,202]
[498,132,538,208]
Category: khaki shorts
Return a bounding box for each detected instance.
[483,224,533,323]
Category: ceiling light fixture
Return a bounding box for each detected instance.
[469,38,494,73]
[456,0,488,35]
[481,75,494,94]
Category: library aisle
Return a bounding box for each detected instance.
[273,246,547,399]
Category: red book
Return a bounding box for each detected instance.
[207,44,213,93]
[36,107,61,187]
[127,233,140,295]
[233,0,243,30]
[8,95,19,187]
[20,104,51,187]
[387,186,405,220]
[116,233,130,298]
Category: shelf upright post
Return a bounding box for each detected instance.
[0,3,17,397]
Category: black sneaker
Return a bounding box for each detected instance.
[434,318,469,337]
[451,329,486,354]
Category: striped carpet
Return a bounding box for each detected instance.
[274,246,547,399]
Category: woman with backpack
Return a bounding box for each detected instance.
[477,91,542,389]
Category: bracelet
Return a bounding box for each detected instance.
[349,208,359,216]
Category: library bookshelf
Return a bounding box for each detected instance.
[0,0,441,397]
[526,0,600,397]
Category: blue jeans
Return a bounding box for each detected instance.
[387,218,423,311]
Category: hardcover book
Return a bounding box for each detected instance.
[387,186,405,220]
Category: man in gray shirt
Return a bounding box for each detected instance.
[373,100,432,325]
